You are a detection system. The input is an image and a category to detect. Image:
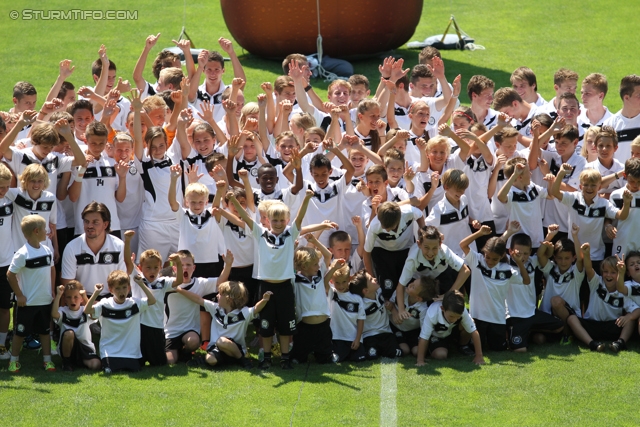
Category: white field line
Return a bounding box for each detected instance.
[380,358,398,427]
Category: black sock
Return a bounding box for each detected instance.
[281,352,290,360]
[263,351,272,361]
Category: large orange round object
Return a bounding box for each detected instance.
[221,0,424,59]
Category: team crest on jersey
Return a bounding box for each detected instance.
[103,254,113,263]
[384,279,394,289]
[106,168,113,176]
[41,203,48,210]
[428,117,436,126]
[512,335,522,345]
[368,347,377,357]
[395,331,403,338]
[498,272,506,280]
[347,303,355,312]
[125,309,132,318]
[261,319,269,329]
[17,323,24,332]
[129,166,138,175]
[46,162,54,172]
[46,256,51,264]
[4,207,9,214]
[232,315,238,322]
[613,298,620,307]
[593,210,599,217]
[250,168,258,177]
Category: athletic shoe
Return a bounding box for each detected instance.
[62,362,74,372]
[50,340,58,356]
[8,360,20,373]
[458,344,476,357]
[23,335,41,350]
[0,345,10,360]
[280,358,293,370]
[199,341,209,352]
[43,361,56,371]
[589,340,604,352]
[560,335,573,345]
[186,356,207,368]
[258,359,271,370]
[239,357,253,369]
[610,339,627,353]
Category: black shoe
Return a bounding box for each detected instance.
[186,356,207,368]
[280,358,293,370]
[458,343,475,357]
[610,339,626,353]
[239,357,253,369]
[589,340,605,352]
[258,359,271,370]
[62,362,74,372]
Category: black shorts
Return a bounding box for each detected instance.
[474,319,507,352]
[15,304,51,337]
[60,329,99,366]
[390,323,420,349]
[0,265,11,310]
[258,280,296,337]
[427,333,456,354]
[363,332,402,359]
[579,318,622,341]
[102,356,141,373]
[207,338,244,366]
[141,324,167,366]
[165,330,200,351]
[290,319,333,363]
[194,256,223,278]
[371,247,410,300]
[332,339,366,362]
[433,266,460,295]
[508,310,564,349]
[229,265,258,306]
[469,220,496,253]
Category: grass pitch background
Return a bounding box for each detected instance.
[1,1,640,425]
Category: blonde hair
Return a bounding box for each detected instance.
[113,132,134,145]
[332,263,350,280]
[158,67,184,89]
[218,281,248,310]
[328,79,351,94]
[20,214,46,238]
[581,126,601,158]
[580,168,602,185]
[239,102,260,129]
[290,112,316,130]
[441,169,469,191]
[632,135,640,151]
[142,95,167,113]
[426,135,451,157]
[20,164,50,191]
[139,249,163,266]
[257,199,284,216]
[185,182,210,200]
[267,202,290,221]
[294,247,321,271]
[0,163,12,182]
[64,280,85,293]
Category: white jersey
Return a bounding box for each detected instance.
[56,306,95,350]
[0,197,14,266]
[116,159,144,230]
[414,157,455,215]
[164,277,218,339]
[8,148,73,195]
[623,280,640,308]
[453,152,495,222]
[425,194,473,258]
[362,288,392,339]
[604,111,640,163]
[93,297,149,359]
[503,183,547,246]
[71,153,121,234]
[540,263,585,317]
[365,204,422,253]
[343,174,368,245]
[131,275,176,329]
[293,264,330,321]
[219,219,254,267]
[389,289,428,332]
[183,147,218,195]
[398,243,464,286]
[328,287,366,342]
[190,81,227,122]
[361,187,409,229]
[137,142,182,223]
[490,149,530,233]
[561,191,618,261]
[506,256,551,319]
[252,223,299,281]
[584,275,638,321]
[6,188,56,252]
[585,158,624,196]
[204,300,256,352]
[176,208,225,264]
[465,250,524,324]
[303,177,349,247]
[577,107,612,129]
[419,301,476,340]
[8,243,53,306]
[511,105,539,151]
[611,187,640,256]
[61,234,126,296]
[542,151,586,231]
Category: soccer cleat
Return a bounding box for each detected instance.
[62,362,74,372]
[44,361,56,371]
[23,335,41,350]
[280,358,293,370]
[458,343,476,357]
[186,356,207,368]
[239,357,253,370]
[588,340,605,352]
[199,341,209,352]
[0,345,10,360]
[610,339,627,353]
[560,335,573,345]
[50,340,58,356]
[8,360,20,373]
[258,359,271,370]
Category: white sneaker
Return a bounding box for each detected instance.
[50,341,58,356]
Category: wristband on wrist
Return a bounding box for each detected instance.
[615,172,619,179]
[382,75,391,80]
[304,84,312,92]
[452,94,459,99]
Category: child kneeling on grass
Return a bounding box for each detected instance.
[178,280,272,369]
[85,270,156,373]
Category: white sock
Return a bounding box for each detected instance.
[43,355,52,363]
[0,332,7,344]
[10,355,18,362]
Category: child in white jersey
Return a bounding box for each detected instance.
[388,275,434,356]
[0,164,14,360]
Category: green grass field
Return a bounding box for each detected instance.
[2,1,640,425]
